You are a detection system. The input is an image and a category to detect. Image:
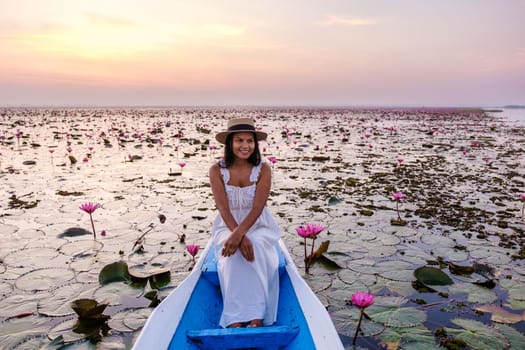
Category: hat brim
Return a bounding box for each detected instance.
[215,130,267,144]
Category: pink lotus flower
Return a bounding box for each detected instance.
[351,291,375,345]
[79,202,100,239]
[186,244,201,262]
[351,291,374,308]
[178,162,186,171]
[392,192,405,201]
[80,202,99,214]
[296,223,326,273]
[391,192,405,221]
[295,226,310,238]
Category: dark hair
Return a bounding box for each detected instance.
[221,132,262,167]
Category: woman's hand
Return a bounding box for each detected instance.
[221,232,243,257]
[239,236,254,262]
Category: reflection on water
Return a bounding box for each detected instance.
[487,107,525,126]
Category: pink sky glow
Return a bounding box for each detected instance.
[0,0,524,107]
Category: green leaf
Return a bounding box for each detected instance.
[379,326,442,350]
[330,308,384,338]
[328,196,342,205]
[128,266,171,289]
[149,270,171,289]
[449,283,497,303]
[368,305,427,327]
[494,324,525,350]
[99,262,131,285]
[70,299,108,319]
[445,318,509,350]
[414,266,454,286]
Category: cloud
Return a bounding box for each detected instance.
[315,15,378,27]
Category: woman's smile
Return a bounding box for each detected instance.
[232,132,255,159]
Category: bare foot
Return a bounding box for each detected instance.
[247,319,263,328]
[227,322,243,328]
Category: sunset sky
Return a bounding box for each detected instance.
[1,0,524,107]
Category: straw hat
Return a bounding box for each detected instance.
[215,118,267,144]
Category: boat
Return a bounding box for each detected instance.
[132,239,344,349]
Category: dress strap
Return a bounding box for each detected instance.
[218,160,230,184]
[250,162,263,182]
[220,166,230,184]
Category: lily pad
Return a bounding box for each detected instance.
[93,282,144,306]
[432,247,468,262]
[0,281,13,296]
[59,239,104,257]
[16,268,75,291]
[302,273,332,293]
[108,308,152,332]
[3,247,69,269]
[0,315,51,349]
[421,233,454,246]
[449,283,498,303]
[47,318,86,343]
[99,261,131,285]
[508,284,525,301]
[379,326,442,350]
[475,304,524,324]
[444,318,508,350]
[470,246,511,265]
[367,296,427,327]
[330,307,385,338]
[494,324,525,349]
[38,283,97,317]
[380,269,415,282]
[11,335,61,349]
[414,266,454,286]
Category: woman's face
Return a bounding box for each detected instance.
[231,132,255,160]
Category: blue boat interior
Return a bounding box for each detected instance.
[168,244,317,349]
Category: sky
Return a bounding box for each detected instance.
[0,0,524,107]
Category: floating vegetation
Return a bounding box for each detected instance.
[1,107,524,348]
[414,266,454,286]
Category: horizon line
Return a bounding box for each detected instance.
[0,103,514,109]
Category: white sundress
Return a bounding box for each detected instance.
[211,161,281,328]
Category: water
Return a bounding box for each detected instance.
[1,107,524,349]
[487,107,525,126]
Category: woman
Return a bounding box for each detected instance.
[209,117,281,328]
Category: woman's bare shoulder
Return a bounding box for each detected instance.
[209,162,221,175]
[260,162,271,173]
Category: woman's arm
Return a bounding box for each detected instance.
[217,162,272,261]
[209,164,238,232]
